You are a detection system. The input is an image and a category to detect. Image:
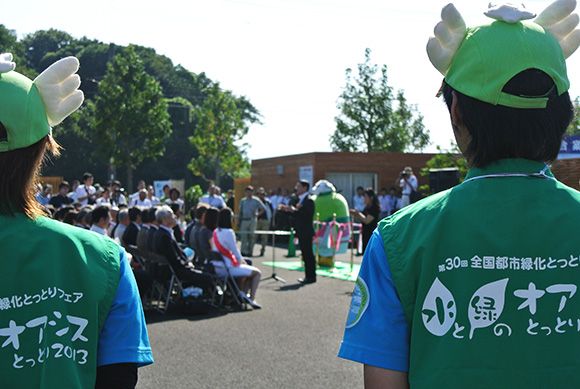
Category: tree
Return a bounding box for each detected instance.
[93,46,172,191]
[419,145,468,193]
[567,96,579,136]
[0,25,34,78]
[188,84,256,186]
[3,24,259,189]
[331,48,429,152]
[21,29,74,72]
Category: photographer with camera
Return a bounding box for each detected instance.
[395,166,417,208]
[110,180,128,207]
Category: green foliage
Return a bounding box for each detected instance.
[420,145,468,193]
[93,46,172,189]
[0,25,34,78]
[331,48,429,152]
[21,29,74,72]
[189,84,259,185]
[185,185,204,206]
[3,25,260,190]
[567,97,579,136]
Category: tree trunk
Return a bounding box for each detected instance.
[126,165,133,194]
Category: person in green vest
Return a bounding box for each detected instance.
[0,53,153,388]
[339,1,580,388]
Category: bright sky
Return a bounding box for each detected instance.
[4,0,579,160]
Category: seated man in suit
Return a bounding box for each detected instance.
[122,206,142,247]
[153,206,212,290]
[136,207,152,252]
[146,207,159,253]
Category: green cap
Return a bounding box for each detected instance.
[0,71,51,152]
[445,20,569,109]
[0,53,84,153]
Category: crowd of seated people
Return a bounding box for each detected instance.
[38,173,263,310]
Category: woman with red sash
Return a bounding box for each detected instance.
[211,208,262,309]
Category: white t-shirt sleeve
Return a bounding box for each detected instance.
[75,186,89,203]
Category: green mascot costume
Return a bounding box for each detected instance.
[312,180,351,267]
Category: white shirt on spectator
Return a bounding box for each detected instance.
[149,196,160,206]
[200,194,226,209]
[385,195,400,214]
[129,191,140,202]
[111,193,127,206]
[353,194,365,212]
[378,195,389,213]
[211,228,243,268]
[280,196,290,206]
[400,175,418,195]
[114,224,127,242]
[68,191,78,202]
[96,197,112,207]
[132,198,152,207]
[269,195,281,212]
[75,185,96,206]
[166,198,185,212]
[90,224,108,236]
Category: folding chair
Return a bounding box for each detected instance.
[139,250,182,314]
[207,252,247,310]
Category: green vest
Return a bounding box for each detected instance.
[0,215,120,388]
[379,159,580,388]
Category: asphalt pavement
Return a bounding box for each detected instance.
[138,246,363,389]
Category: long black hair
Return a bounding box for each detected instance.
[203,208,219,231]
[364,188,380,213]
[217,207,233,229]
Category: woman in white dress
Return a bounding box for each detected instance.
[211,207,262,309]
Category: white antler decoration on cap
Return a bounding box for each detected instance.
[426,4,467,75]
[485,3,536,23]
[535,0,580,58]
[34,56,84,126]
[0,53,16,73]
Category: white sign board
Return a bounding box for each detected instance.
[153,180,171,198]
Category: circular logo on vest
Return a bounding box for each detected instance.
[346,277,370,328]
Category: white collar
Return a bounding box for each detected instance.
[298,192,308,204]
[90,225,108,235]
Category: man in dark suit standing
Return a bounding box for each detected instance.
[282,180,316,284]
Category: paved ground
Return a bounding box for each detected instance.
[138,246,363,389]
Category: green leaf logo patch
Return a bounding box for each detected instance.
[346,277,370,328]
